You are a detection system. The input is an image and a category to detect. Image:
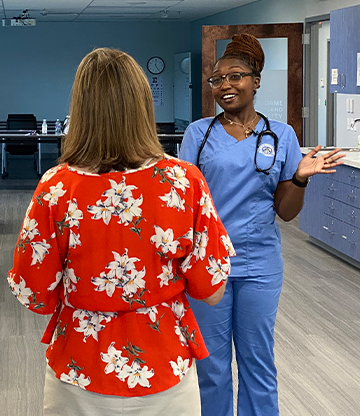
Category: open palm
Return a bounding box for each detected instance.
[296,145,346,180]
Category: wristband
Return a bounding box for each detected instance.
[291,172,309,188]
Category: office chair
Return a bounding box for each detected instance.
[1,114,40,179]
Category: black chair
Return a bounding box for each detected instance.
[1,114,39,178]
[156,122,179,156]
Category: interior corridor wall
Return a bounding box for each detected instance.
[0,21,190,123]
[189,0,360,121]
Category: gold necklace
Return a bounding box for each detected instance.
[223,113,258,137]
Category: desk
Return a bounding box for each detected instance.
[1,133,183,179]
[157,133,183,155]
[1,133,62,178]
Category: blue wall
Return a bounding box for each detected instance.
[0,21,190,122]
[1,0,360,124]
[189,0,360,120]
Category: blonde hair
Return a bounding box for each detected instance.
[59,48,164,173]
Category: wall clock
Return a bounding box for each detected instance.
[147,56,165,74]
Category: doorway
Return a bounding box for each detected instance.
[202,23,303,144]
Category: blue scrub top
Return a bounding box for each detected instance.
[179,116,303,277]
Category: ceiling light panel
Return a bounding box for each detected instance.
[88,0,179,7]
[3,0,90,13]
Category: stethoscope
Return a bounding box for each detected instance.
[196,111,279,175]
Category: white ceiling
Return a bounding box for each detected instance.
[0,0,259,23]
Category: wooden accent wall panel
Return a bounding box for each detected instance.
[202,23,304,144]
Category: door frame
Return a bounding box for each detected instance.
[202,23,303,144]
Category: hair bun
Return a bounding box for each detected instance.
[223,33,265,74]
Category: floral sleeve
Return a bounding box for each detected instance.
[179,170,235,300]
[7,179,68,315]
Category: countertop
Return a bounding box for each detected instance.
[300,147,360,169]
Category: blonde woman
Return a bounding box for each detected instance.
[7,48,235,416]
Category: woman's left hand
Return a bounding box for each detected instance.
[295,145,346,181]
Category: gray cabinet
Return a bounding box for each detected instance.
[299,164,360,262]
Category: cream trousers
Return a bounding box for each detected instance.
[43,360,201,416]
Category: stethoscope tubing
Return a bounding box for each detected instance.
[196,111,278,175]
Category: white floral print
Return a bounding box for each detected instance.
[122,268,146,298]
[73,310,117,342]
[136,306,158,322]
[48,271,63,292]
[20,216,40,241]
[63,267,79,295]
[180,253,192,273]
[30,239,51,266]
[7,274,33,308]
[221,234,236,256]
[87,198,115,225]
[199,190,217,220]
[193,227,208,262]
[150,226,179,255]
[102,178,137,207]
[117,196,143,225]
[107,249,140,279]
[92,250,146,299]
[87,178,143,232]
[41,166,62,183]
[170,356,190,380]
[43,181,66,206]
[175,324,188,346]
[157,259,174,287]
[101,342,129,374]
[117,360,154,389]
[165,165,190,193]
[159,187,185,211]
[91,271,118,297]
[65,199,83,228]
[206,255,231,285]
[60,368,91,390]
[172,300,185,320]
[69,229,81,249]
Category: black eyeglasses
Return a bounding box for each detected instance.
[207,72,255,89]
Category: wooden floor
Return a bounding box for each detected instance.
[1,186,360,415]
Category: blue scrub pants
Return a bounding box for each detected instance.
[189,273,283,416]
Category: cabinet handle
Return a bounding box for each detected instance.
[328,206,336,210]
[348,175,357,179]
[349,241,356,245]
[348,195,356,200]
[323,226,329,230]
[328,187,335,191]
[349,214,357,219]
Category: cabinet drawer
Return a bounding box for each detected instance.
[323,177,343,199]
[337,164,360,187]
[343,184,360,209]
[320,215,344,253]
[323,178,360,208]
[340,224,360,262]
[343,205,360,229]
[322,196,343,220]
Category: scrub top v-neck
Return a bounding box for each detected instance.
[179,116,303,277]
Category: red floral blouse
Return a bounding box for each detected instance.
[7,156,235,397]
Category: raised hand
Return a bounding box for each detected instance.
[295,145,346,181]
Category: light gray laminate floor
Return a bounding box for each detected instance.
[1,189,360,416]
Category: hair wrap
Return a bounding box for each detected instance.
[222,33,265,75]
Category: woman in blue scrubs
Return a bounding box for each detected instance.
[179,33,344,416]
